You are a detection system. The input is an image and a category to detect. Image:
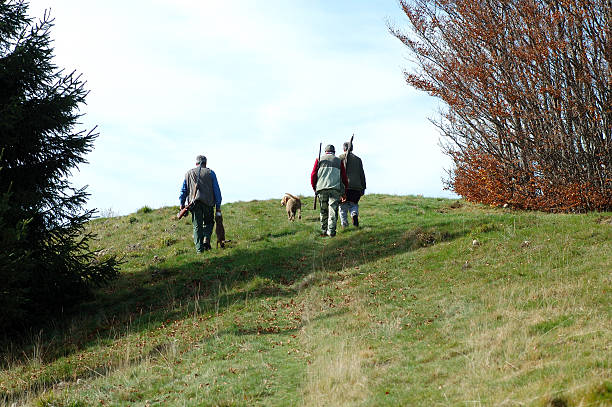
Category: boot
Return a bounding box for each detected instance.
[203,237,211,251]
[352,214,359,227]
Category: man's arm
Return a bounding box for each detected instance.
[179,179,188,208]
[211,171,222,211]
[310,159,319,191]
[359,159,366,193]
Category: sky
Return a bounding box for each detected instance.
[26,0,456,216]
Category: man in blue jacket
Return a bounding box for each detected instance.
[179,155,222,252]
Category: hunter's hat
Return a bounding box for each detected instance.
[324,144,335,153]
[196,155,207,165]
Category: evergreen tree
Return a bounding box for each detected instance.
[0,0,119,330]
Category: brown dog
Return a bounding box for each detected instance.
[280,193,302,221]
[215,212,230,248]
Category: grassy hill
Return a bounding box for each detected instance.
[1,195,610,406]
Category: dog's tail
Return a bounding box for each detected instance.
[285,193,299,200]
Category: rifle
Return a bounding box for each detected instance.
[343,134,354,179]
[177,202,192,220]
[346,133,354,162]
[341,134,354,203]
[313,142,322,210]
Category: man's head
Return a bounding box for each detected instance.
[343,141,353,152]
[324,144,335,154]
[196,155,207,166]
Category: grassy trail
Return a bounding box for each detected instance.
[1,195,610,406]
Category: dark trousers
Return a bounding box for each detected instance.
[190,201,214,252]
[345,189,362,204]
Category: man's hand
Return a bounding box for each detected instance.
[341,195,347,203]
[180,205,185,210]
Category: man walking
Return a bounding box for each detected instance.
[179,155,222,252]
[311,144,348,237]
[339,141,366,227]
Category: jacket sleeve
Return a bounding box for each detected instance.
[360,159,366,192]
[210,171,222,210]
[179,179,188,207]
[340,161,349,189]
[310,159,319,191]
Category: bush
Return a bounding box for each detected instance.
[137,206,153,214]
[392,0,611,212]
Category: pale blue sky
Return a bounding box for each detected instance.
[27,0,456,216]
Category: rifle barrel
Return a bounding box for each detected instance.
[313,142,322,210]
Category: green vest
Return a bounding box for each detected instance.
[316,154,344,193]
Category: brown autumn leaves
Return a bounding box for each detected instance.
[392,0,611,212]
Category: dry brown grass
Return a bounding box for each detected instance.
[299,272,373,407]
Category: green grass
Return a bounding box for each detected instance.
[1,195,610,406]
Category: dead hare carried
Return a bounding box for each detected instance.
[215,212,231,248]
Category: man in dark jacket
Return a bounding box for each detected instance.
[179,155,222,252]
[311,144,348,237]
[339,141,366,227]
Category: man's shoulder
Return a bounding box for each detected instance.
[186,167,211,178]
[342,153,362,162]
[321,154,339,162]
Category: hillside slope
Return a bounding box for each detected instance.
[1,195,611,406]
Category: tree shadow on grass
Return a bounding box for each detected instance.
[0,214,476,402]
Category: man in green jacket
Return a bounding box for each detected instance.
[311,144,349,237]
[339,141,366,227]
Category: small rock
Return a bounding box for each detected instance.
[521,240,530,247]
[462,260,471,269]
[503,203,509,208]
[472,239,480,246]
